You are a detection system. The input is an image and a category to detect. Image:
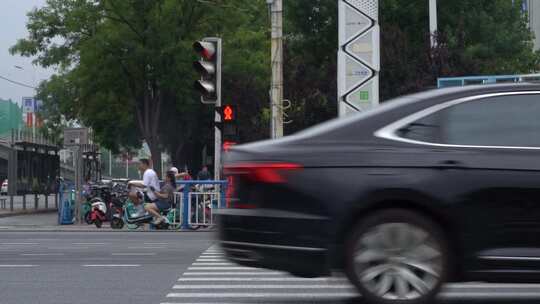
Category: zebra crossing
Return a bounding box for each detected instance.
[162,245,540,304]
[161,246,358,304]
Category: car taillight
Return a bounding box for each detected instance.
[224,162,302,209]
[224,162,302,183]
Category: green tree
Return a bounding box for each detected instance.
[12,0,269,175]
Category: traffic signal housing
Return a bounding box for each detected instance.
[193,38,222,104]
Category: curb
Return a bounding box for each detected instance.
[0,227,216,232]
[0,209,57,219]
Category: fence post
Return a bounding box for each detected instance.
[45,194,49,209]
[220,181,227,208]
[57,184,63,225]
[181,183,191,230]
[22,194,26,210]
[9,195,13,212]
[34,194,38,210]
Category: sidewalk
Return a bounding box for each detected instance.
[0,212,215,232]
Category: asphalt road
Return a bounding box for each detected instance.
[0,231,213,304]
[2,231,540,304]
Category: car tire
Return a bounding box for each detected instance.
[345,209,449,304]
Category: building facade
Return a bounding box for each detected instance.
[524,0,540,49]
[0,99,23,137]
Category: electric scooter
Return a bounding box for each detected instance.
[88,198,108,228]
[110,187,170,230]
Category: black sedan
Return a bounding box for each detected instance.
[217,83,540,304]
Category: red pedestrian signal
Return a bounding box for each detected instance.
[221,104,237,139]
[224,105,234,121]
[222,105,236,122]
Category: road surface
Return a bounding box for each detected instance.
[1,231,540,304]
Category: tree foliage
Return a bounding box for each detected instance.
[11,0,540,173]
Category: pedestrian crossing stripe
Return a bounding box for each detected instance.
[161,245,540,303]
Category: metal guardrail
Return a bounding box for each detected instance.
[55,180,228,229]
[438,73,540,88]
[174,180,227,230]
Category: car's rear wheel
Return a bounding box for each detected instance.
[346,209,448,304]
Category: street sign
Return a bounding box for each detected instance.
[63,128,89,146]
[338,0,380,116]
[22,97,34,113]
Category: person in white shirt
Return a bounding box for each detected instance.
[128,159,160,218]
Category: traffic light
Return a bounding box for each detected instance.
[221,104,238,139]
[193,38,222,104]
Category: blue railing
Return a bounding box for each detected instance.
[437,74,540,88]
[56,179,228,229]
[176,180,228,230]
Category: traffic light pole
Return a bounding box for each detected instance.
[214,38,222,181]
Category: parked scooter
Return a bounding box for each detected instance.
[88,197,108,228]
[84,184,112,228]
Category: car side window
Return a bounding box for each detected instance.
[398,94,540,147]
[396,111,442,143]
[441,94,540,147]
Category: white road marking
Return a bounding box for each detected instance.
[159,302,247,304]
[188,267,262,270]
[161,303,250,304]
[0,264,38,267]
[112,253,156,256]
[47,247,89,250]
[128,246,166,249]
[72,243,107,245]
[192,263,235,266]
[178,277,348,282]
[183,272,284,276]
[439,292,540,299]
[445,283,540,288]
[196,259,227,262]
[82,264,140,267]
[20,253,65,256]
[173,284,353,289]
[0,243,38,245]
[144,243,169,245]
[166,292,357,298]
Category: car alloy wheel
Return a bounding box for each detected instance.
[347,209,448,304]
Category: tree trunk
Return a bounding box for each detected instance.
[147,139,162,179]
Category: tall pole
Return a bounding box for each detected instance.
[270,0,283,138]
[109,150,112,177]
[429,0,438,48]
[214,38,222,181]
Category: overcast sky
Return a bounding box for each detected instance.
[0,0,52,104]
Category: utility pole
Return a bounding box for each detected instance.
[429,0,438,48]
[269,0,283,138]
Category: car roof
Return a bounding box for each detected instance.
[234,83,540,151]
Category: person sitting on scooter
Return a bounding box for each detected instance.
[146,170,176,224]
[128,158,160,216]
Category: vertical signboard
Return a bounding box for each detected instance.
[338,0,380,116]
[22,97,35,128]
